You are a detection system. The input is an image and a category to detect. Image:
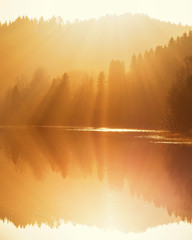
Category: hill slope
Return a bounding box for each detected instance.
[0,13,191,88]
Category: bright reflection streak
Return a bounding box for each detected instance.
[154,141,192,145]
[0,125,167,133]
[0,220,192,240]
[139,134,192,145]
[67,127,167,133]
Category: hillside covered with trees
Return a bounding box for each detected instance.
[0,13,190,89]
[0,15,192,131]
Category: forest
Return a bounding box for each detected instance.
[0,14,192,132]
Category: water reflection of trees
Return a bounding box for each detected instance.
[0,129,191,228]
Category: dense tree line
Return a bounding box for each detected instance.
[0,14,190,89]
[127,31,192,130]
[166,57,192,133]
[0,18,192,130]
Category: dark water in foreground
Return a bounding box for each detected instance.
[0,127,192,233]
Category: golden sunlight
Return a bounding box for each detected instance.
[0,0,192,239]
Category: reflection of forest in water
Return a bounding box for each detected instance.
[0,127,191,232]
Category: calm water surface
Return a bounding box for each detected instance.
[0,127,192,239]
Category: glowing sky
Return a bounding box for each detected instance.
[0,0,191,25]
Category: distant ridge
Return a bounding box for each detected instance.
[0,13,191,88]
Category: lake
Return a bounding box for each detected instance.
[0,127,192,239]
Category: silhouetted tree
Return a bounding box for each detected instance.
[166,57,192,133]
[107,60,127,127]
[92,71,106,127]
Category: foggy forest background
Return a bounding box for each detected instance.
[0,13,192,132]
